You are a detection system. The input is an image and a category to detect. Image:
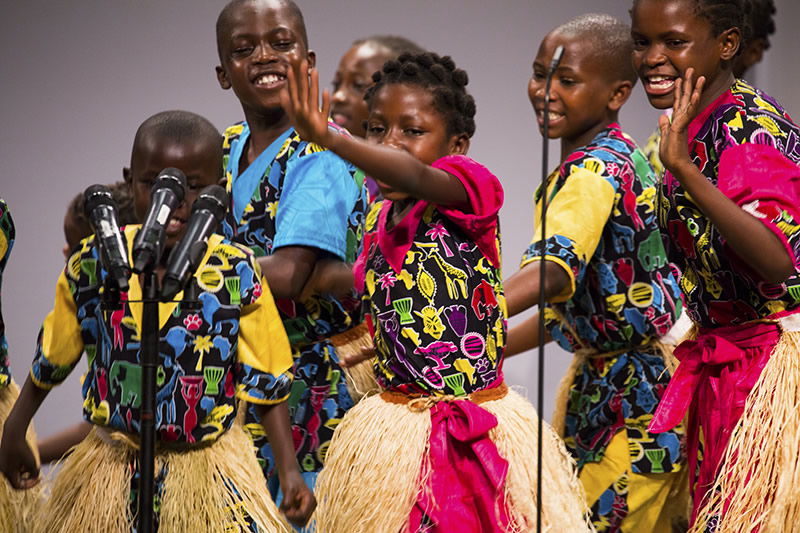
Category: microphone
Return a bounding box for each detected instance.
[83,185,131,292]
[547,45,565,76]
[132,168,187,273]
[160,185,228,301]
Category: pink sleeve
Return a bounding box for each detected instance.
[433,155,504,267]
[718,142,800,270]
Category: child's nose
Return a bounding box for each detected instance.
[643,45,666,67]
[332,86,347,104]
[254,42,277,63]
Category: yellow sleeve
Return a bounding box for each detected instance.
[521,167,616,302]
[30,269,84,389]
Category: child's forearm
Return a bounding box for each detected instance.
[301,258,354,299]
[38,421,92,464]
[257,247,318,300]
[257,402,300,480]
[504,261,570,318]
[324,131,468,206]
[5,375,49,436]
[505,313,552,357]
[671,161,794,282]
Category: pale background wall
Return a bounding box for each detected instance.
[1,0,797,440]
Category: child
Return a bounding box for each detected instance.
[642,0,778,178]
[0,110,315,532]
[0,198,41,533]
[62,182,138,259]
[214,0,368,511]
[503,14,686,532]
[36,184,139,465]
[282,51,593,532]
[631,0,800,530]
[331,35,425,204]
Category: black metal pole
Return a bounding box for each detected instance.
[138,270,158,533]
[537,44,564,533]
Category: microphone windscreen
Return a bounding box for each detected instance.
[153,168,188,202]
[83,184,115,213]
[192,185,228,220]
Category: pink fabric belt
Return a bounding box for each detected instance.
[649,319,781,522]
[387,383,510,533]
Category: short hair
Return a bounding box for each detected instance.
[745,0,776,49]
[67,181,137,241]
[691,0,750,45]
[364,52,477,138]
[216,0,308,60]
[352,35,426,59]
[554,14,637,84]
[131,110,223,171]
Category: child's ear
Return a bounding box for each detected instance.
[449,133,470,156]
[307,50,317,71]
[216,65,232,90]
[122,167,132,185]
[608,80,633,113]
[719,27,741,61]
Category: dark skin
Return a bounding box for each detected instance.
[282,60,470,207]
[0,133,314,525]
[331,42,393,138]
[215,0,321,300]
[504,30,632,332]
[632,0,794,283]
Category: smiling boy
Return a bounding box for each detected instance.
[214,0,367,513]
[503,14,686,532]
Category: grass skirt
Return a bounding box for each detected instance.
[314,384,593,532]
[0,380,42,533]
[330,322,381,402]
[690,329,800,532]
[33,421,289,533]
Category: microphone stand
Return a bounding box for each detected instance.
[138,270,159,533]
[536,44,564,533]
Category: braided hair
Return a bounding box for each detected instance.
[691,0,750,46]
[746,0,776,49]
[364,52,477,138]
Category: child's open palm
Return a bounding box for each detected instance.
[282,60,331,147]
[659,67,706,177]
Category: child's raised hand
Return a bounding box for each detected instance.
[279,470,317,527]
[659,67,706,178]
[0,431,40,490]
[282,59,332,147]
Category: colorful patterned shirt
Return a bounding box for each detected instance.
[0,199,14,388]
[522,123,684,473]
[355,155,505,396]
[30,225,293,445]
[222,122,366,477]
[659,80,800,327]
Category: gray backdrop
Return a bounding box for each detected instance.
[1,0,798,440]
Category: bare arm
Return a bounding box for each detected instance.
[37,421,92,464]
[282,61,468,206]
[505,312,553,357]
[504,261,570,318]
[0,376,49,488]
[257,246,319,300]
[299,257,355,302]
[256,402,316,526]
[660,69,794,283]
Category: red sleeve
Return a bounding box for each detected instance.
[433,155,504,267]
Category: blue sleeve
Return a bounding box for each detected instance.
[273,149,360,259]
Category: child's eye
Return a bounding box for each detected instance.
[632,36,648,50]
[366,125,385,136]
[273,40,294,50]
[404,128,425,136]
[232,46,254,57]
[532,71,546,81]
[666,39,686,48]
[559,77,576,86]
[352,81,370,92]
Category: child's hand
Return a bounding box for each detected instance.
[299,258,355,302]
[0,430,40,490]
[659,67,706,178]
[282,59,332,147]
[339,346,376,369]
[279,470,317,527]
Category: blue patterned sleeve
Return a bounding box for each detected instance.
[0,199,14,387]
[273,148,360,260]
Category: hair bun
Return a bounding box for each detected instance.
[451,69,468,87]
